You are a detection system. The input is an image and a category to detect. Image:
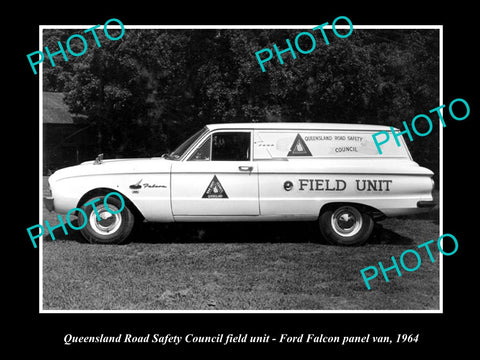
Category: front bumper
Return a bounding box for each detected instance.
[44,196,55,212]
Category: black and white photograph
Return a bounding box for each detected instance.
[39,24,441,312]
[15,3,476,354]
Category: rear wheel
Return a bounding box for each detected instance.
[78,194,135,244]
[319,205,374,246]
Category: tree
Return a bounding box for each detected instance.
[44,27,439,176]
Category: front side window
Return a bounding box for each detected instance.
[189,136,211,161]
[188,131,251,161]
[168,127,208,160]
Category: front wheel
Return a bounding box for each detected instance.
[78,194,135,244]
[319,205,374,246]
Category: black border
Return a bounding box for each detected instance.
[15,2,476,354]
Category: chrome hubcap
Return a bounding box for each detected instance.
[89,204,122,235]
[331,206,362,237]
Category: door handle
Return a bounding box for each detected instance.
[238,166,253,172]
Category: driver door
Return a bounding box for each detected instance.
[171,130,259,217]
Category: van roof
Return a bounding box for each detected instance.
[206,122,395,131]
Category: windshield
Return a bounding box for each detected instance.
[167,127,208,160]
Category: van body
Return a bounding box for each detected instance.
[45,123,436,245]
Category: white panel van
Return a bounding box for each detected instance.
[45,123,436,245]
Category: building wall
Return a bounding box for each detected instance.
[43,123,97,174]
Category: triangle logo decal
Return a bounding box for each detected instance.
[287,134,312,156]
[202,175,228,198]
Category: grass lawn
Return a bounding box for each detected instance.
[41,177,440,311]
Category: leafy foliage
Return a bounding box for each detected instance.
[44,28,439,173]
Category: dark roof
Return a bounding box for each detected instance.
[43,92,77,124]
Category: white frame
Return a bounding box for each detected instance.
[39,24,443,314]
